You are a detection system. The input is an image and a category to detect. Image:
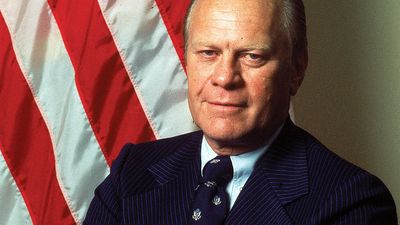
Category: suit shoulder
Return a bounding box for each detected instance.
[120,130,202,164]
[290,125,392,196]
[296,127,364,179]
[110,131,202,194]
[303,130,391,195]
[287,126,397,223]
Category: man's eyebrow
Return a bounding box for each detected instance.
[239,44,272,52]
[190,42,273,52]
[190,41,219,49]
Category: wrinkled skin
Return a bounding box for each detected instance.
[186,0,307,155]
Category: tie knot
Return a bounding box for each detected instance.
[202,156,233,186]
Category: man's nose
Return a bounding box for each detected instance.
[210,55,242,89]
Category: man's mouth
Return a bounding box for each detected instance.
[207,101,246,112]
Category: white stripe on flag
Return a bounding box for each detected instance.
[0,1,109,223]
[98,0,196,138]
[0,150,33,225]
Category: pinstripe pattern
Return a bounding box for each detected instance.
[84,120,397,224]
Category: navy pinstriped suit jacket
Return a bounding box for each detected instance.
[84,120,397,224]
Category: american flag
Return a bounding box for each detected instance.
[0,0,196,224]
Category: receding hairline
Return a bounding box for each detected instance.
[184,0,288,47]
[183,0,307,61]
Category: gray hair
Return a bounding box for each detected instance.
[183,0,307,59]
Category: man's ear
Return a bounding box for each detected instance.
[290,48,308,96]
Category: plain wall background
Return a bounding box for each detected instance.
[294,0,400,219]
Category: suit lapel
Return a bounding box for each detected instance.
[144,132,202,225]
[122,120,309,225]
[226,120,309,225]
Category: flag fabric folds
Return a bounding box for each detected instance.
[0,0,194,224]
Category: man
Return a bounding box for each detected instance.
[84,0,397,224]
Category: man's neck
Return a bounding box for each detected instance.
[204,124,284,156]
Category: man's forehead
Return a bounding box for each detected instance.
[189,0,279,32]
[191,0,277,16]
[188,0,282,48]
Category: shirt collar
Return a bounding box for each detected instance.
[200,125,283,176]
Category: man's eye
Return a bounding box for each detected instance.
[241,53,266,67]
[200,50,217,57]
[245,53,262,60]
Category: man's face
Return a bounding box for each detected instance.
[186,0,304,153]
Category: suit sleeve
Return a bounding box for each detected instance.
[83,144,133,225]
[315,171,397,225]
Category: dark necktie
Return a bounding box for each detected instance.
[188,155,233,225]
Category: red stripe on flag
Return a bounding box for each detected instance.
[0,13,76,225]
[48,0,156,164]
[155,0,191,68]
